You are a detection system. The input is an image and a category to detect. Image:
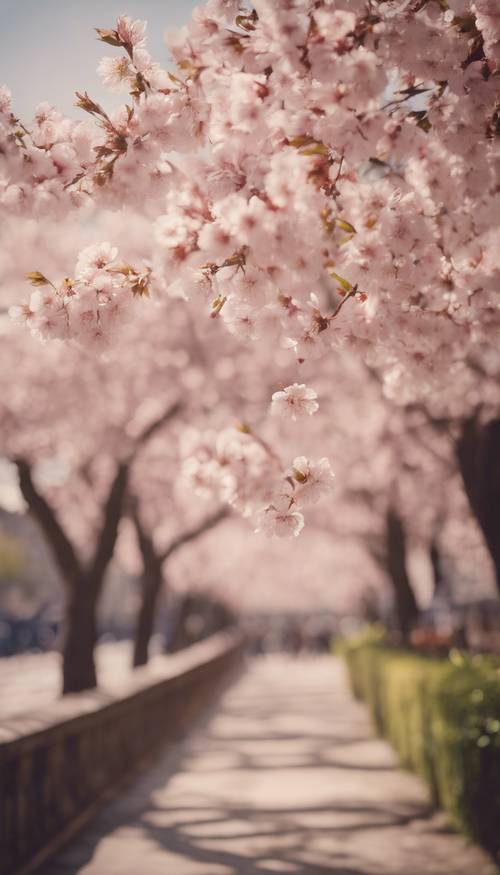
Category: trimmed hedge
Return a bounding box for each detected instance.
[341,630,500,858]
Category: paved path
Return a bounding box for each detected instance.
[39,656,497,875]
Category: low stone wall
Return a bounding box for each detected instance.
[0,630,245,875]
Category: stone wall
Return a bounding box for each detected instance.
[0,630,244,875]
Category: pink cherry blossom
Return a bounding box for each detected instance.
[75,242,119,280]
[292,456,335,505]
[271,384,319,421]
[0,84,11,114]
[97,57,135,92]
[256,495,305,539]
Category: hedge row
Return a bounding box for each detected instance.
[340,629,500,858]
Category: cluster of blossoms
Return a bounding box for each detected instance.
[4,3,498,387]
[96,17,166,93]
[0,13,190,214]
[3,1,500,534]
[0,85,94,214]
[181,425,334,537]
[9,242,150,346]
[151,0,499,402]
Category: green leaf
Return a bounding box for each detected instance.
[288,135,316,148]
[300,143,329,156]
[330,271,353,292]
[334,218,357,234]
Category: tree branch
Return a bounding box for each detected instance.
[365,532,387,570]
[13,457,82,587]
[89,462,130,585]
[89,401,183,584]
[160,507,229,563]
[455,415,479,514]
[129,497,158,572]
[129,400,182,459]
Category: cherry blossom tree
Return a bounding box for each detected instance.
[0,197,336,692]
[2,0,498,544]
[0,323,183,692]
[294,348,498,634]
[0,0,498,685]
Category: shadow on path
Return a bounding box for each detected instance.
[38,657,497,875]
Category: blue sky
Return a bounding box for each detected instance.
[0,0,199,119]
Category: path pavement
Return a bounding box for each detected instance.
[38,656,498,875]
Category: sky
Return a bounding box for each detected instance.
[0,0,199,119]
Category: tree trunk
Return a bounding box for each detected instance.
[130,503,228,667]
[456,417,500,592]
[430,536,447,600]
[133,566,163,668]
[62,581,99,694]
[386,508,420,642]
[15,410,177,695]
[167,594,195,653]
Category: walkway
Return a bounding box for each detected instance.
[39,656,497,875]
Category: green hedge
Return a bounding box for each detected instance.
[341,631,500,858]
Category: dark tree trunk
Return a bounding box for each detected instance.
[385,508,420,642]
[14,458,130,695]
[167,595,195,653]
[131,504,228,668]
[430,536,447,600]
[456,416,500,592]
[14,406,179,694]
[133,566,163,668]
[62,581,99,694]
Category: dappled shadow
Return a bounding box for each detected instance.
[43,795,434,875]
[38,657,496,875]
[137,796,434,849]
